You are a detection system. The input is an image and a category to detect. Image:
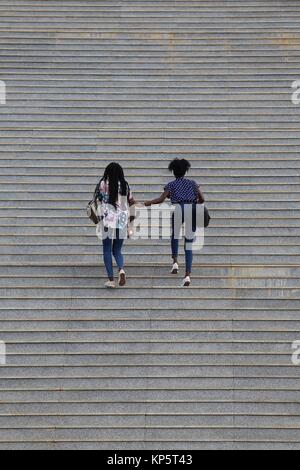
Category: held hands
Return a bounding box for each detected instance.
[128,227,134,239]
[127,202,148,238]
[132,201,151,208]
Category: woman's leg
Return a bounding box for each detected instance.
[112,239,125,271]
[112,235,125,271]
[184,237,194,276]
[171,236,179,264]
[113,236,126,286]
[102,236,114,281]
[171,209,181,264]
[184,203,196,276]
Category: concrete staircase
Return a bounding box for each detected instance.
[0,0,300,450]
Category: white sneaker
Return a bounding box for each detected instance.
[171,263,179,275]
[181,276,191,287]
[105,280,116,289]
[119,269,126,287]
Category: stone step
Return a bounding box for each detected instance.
[1,207,299,218]
[0,200,299,209]
[1,130,300,139]
[1,117,299,127]
[1,243,300,257]
[1,152,299,160]
[1,71,299,78]
[0,275,298,289]
[0,401,298,416]
[2,225,297,236]
[2,168,299,178]
[1,319,299,331]
[2,200,299,210]
[2,51,300,59]
[4,77,299,85]
[1,283,300,298]
[0,377,300,396]
[1,101,299,109]
[1,234,299,246]
[0,263,298,277]
[0,159,299,170]
[0,219,298,230]
[0,179,298,189]
[1,310,297,321]
[0,330,299,343]
[0,389,298,403]
[1,297,299,310]
[3,353,296,368]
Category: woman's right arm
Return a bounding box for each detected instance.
[144,190,170,207]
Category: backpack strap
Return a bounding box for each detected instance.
[93,178,104,202]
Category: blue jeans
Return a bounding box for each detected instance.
[171,203,196,274]
[102,228,125,279]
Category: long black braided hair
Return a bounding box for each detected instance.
[102,162,128,208]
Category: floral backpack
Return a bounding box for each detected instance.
[98,179,130,230]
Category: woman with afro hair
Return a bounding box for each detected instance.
[145,158,205,287]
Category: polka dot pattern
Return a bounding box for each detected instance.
[164,177,199,204]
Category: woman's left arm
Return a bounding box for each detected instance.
[198,187,205,204]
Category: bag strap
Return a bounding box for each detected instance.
[126,182,131,203]
[93,178,103,202]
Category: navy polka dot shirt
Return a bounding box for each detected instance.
[164,177,200,204]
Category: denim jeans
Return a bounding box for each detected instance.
[102,228,125,279]
[171,203,196,274]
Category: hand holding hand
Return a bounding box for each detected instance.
[134,202,146,208]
